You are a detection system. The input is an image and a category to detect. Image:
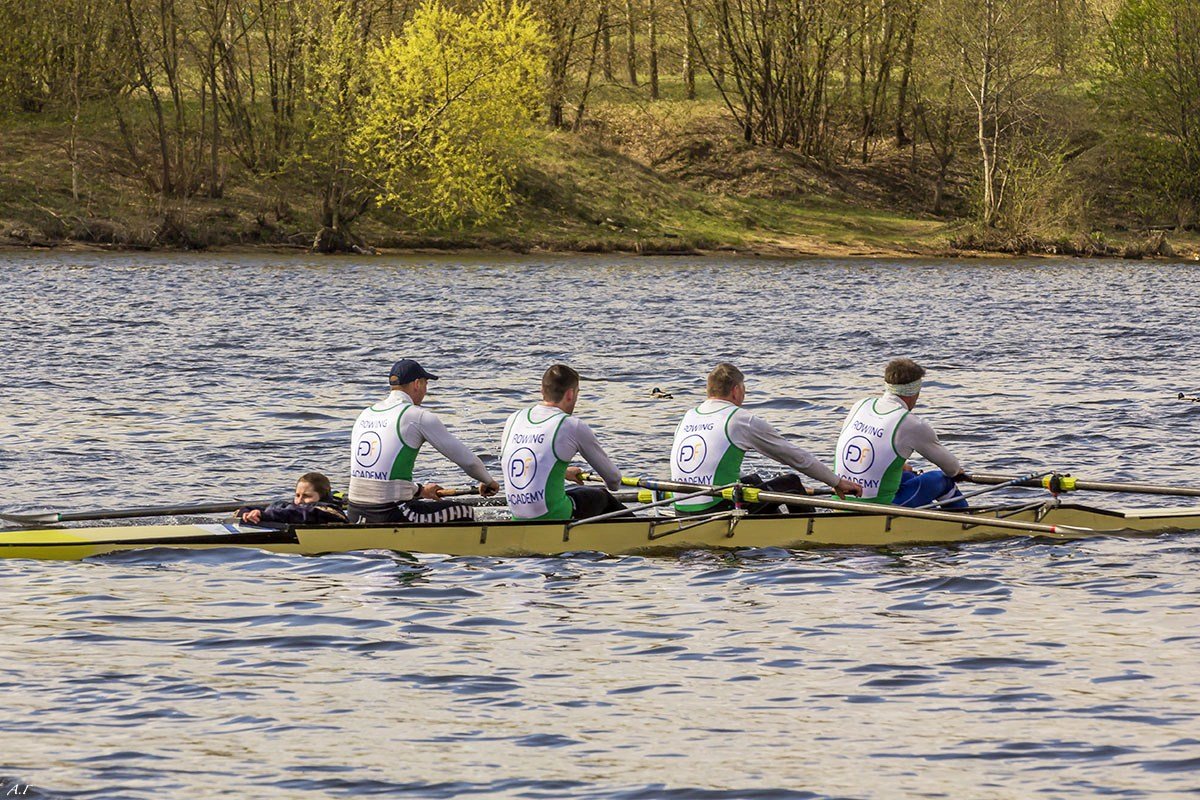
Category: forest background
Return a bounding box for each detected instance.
[1,0,1198,257]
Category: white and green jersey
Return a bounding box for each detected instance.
[671,402,747,512]
[500,405,622,521]
[500,406,573,520]
[834,397,910,503]
[349,390,495,505]
[350,393,421,504]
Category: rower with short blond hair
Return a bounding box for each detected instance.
[670,363,861,514]
[833,357,967,508]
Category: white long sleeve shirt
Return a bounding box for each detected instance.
[861,393,963,476]
[500,406,622,491]
[700,399,842,487]
[350,390,495,504]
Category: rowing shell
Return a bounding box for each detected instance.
[0,503,1197,561]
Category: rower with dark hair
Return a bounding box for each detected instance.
[671,363,861,515]
[500,364,627,520]
[348,359,500,525]
[236,472,347,525]
[833,357,967,509]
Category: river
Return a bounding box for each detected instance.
[0,251,1198,798]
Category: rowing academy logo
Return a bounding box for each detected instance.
[841,435,875,475]
[676,434,708,474]
[507,447,538,490]
[355,431,383,468]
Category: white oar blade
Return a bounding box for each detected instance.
[0,511,60,525]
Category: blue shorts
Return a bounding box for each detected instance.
[891,469,967,509]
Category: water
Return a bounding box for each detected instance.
[1,251,1198,798]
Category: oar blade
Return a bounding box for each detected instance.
[0,511,61,525]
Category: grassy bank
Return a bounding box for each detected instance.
[2,93,1196,260]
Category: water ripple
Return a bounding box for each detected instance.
[2,253,1200,799]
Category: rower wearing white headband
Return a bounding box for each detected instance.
[833,357,967,508]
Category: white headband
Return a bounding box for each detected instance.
[885,379,923,397]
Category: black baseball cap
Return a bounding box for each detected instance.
[389,359,438,384]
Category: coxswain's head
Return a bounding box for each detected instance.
[706,362,746,407]
[542,363,581,414]
[389,358,438,405]
[295,472,333,504]
[884,358,926,409]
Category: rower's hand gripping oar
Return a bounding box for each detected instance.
[0,500,274,526]
[964,472,1200,498]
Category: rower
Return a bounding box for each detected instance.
[500,364,626,520]
[348,359,499,524]
[670,363,861,515]
[833,357,967,509]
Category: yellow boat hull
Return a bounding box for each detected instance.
[0,503,1197,561]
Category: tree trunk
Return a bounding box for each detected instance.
[648,0,659,99]
[976,0,998,227]
[601,1,614,80]
[682,0,696,99]
[625,0,638,85]
[894,4,918,146]
[574,8,605,130]
[122,0,173,197]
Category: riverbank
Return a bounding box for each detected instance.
[3,99,1197,261]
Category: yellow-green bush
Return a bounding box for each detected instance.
[353,0,547,227]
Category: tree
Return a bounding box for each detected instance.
[687,0,855,158]
[353,0,547,226]
[292,0,382,250]
[1102,0,1200,226]
[932,0,1058,226]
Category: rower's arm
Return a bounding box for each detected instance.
[897,415,963,476]
[569,419,622,491]
[735,413,841,487]
[414,409,497,485]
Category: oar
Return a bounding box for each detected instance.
[579,471,838,498]
[566,483,738,529]
[435,486,646,505]
[616,476,1092,536]
[0,500,271,526]
[965,472,1200,498]
[918,471,1053,509]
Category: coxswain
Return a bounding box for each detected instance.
[348,359,499,524]
[833,357,967,508]
[237,472,347,525]
[670,363,861,514]
[500,364,627,520]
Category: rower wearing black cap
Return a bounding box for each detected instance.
[348,359,500,524]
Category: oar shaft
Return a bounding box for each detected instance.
[624,477,1085,536]
[0,500,261,525]
[566,483,736,529]
[966,472,1200,498]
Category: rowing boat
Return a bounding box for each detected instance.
[1,502,1197,561]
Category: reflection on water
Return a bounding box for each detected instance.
[1,252,1199,798]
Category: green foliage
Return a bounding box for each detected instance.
[288,1,377,233]
[352,0,547,227]
[1101,0,1200,224]
[0,0,127,113]
[994,141,1087,236]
